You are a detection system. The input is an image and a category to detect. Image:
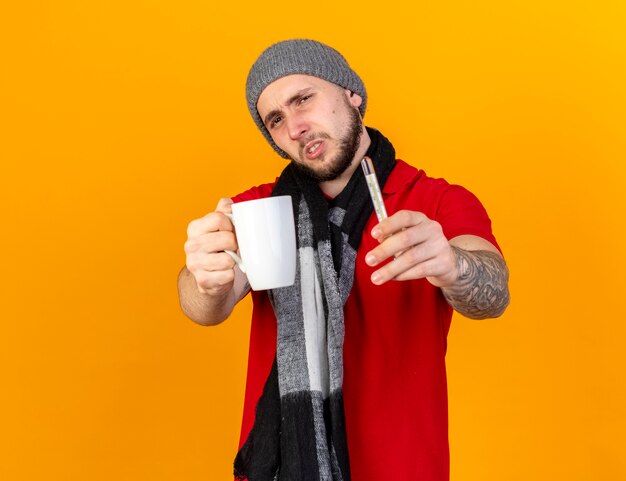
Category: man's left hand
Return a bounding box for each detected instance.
[364,210,458,287]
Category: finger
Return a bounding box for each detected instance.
[200,231,238,254]
[187,211,234,238]
[187,251,236,274]
[392,258,448,282]
[195,268,235,292]
[371,210,428,241]
[366,216,447,266]
[185,231,238,256]
[366,225,434,266]
[370,243,438,285]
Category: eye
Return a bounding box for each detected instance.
[298,94,312,105]
[269,115,283,129]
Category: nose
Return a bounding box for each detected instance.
[286,113,309,141]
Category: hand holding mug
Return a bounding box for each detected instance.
[184,198,239,296]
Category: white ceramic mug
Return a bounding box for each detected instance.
[224,195,296,291]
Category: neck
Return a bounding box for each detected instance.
[319,126,371,198]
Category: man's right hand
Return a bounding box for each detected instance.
[184,198,239,296]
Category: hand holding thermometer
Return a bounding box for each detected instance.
[361,156,388,221]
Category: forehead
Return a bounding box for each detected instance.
[257,74,339,111]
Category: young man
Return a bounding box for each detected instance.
[178,39,510,481]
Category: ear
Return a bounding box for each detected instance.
[345,89,363,108]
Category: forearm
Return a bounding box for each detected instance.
[177,267,239,326]
[441,247,510,320]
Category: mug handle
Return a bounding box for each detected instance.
[223,213,246,273]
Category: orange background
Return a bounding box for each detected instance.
[1,1,625,480]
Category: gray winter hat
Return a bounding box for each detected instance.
[246,39,367,158]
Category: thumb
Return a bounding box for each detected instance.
[215,197,234,214]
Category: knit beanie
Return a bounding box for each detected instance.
[246,39,367,158]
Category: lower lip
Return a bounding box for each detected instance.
[304,141,325,160]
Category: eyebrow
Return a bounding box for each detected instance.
[263,88,314,127]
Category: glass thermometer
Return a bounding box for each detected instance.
[360,156,388,221]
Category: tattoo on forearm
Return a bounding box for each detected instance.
[442,247,510,319]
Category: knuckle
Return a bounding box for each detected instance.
[402,261,425,280]
[194,271,209,288]
[401,210,422,224]
[184,238,197,254]
[413,264,426,279]
[430,220,443,234]
[223,252,236,269]
[219,269,235,285]
[187,219,199,237]
[214,252,235,270]
[405,246,421,264]
[186,257,198,272]
[211,231,234,253]
[397,229,414,247]
[186,252,206,270]
[222,232,238,251]
[216,202,234,216]
[399,210,413,224]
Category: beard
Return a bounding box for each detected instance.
[290,103,363,182]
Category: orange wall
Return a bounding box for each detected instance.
[1,1,625,480]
